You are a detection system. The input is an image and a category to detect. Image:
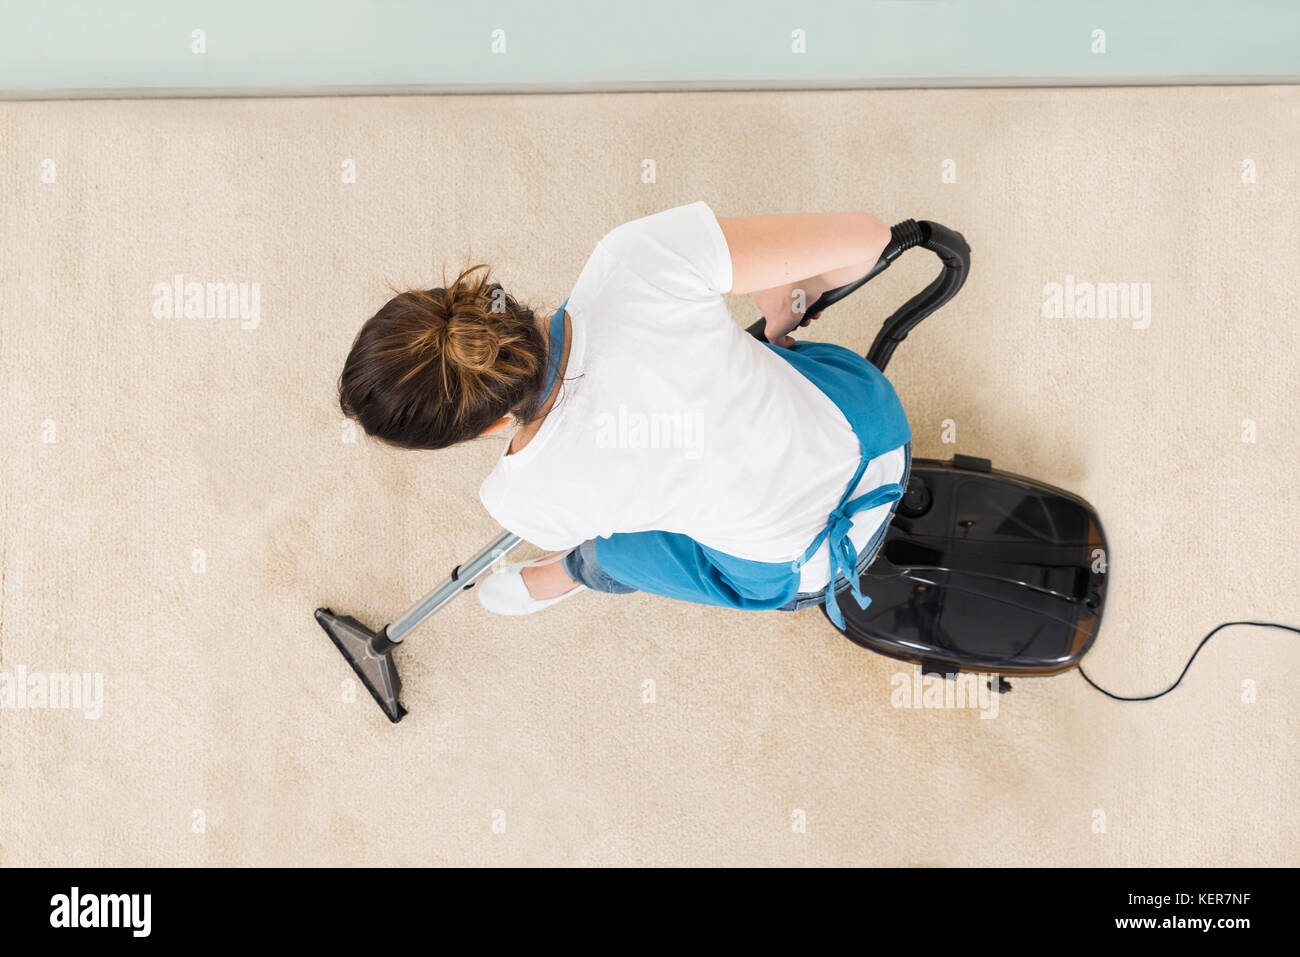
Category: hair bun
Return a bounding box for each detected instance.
[444,317,502,373]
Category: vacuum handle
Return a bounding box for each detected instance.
[865,221,970,372]
[744,219,925,342]
[746,219,971,373]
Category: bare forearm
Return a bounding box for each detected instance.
[718,211,891,296]
[787,255,880,308]
[815,253,883,292]
[761,245,881,324]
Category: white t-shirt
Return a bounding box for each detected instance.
[478,201,907,592]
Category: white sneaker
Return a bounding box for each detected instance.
[475,554,587,615]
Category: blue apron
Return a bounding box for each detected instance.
[593,338,912,628]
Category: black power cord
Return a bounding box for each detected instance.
[1078,620,1300,701]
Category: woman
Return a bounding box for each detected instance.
[338,202,912,627]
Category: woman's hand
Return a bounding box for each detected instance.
[754,279,829,346]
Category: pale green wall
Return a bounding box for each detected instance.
[2,0,1296,98]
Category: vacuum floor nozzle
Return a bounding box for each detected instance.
[314,607,407,723]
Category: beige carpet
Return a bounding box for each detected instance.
[1,86,1297,867]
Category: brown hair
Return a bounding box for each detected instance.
[338,264,550,451]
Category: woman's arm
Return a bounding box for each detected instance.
[716,211,892,343]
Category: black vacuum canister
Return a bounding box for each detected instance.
[832,455,1108,677]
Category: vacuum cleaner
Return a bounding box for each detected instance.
[764,221,1107,690]
[317,217,1119,722]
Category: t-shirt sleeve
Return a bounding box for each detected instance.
[597,201,734,301]
[478,473,586,552]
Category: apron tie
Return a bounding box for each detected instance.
[815,482,904,630]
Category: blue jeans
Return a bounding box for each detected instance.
[562,538,639,595]
[563,443,913,611]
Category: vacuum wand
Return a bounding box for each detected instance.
[387,531,522,643]
[314,530,526,722]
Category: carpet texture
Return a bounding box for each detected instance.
[1,86,1297,866]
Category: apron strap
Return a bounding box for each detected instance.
[792,475,904,630]
[820,481,903,629]
[792,452,871,571]
[540,297,570,399]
